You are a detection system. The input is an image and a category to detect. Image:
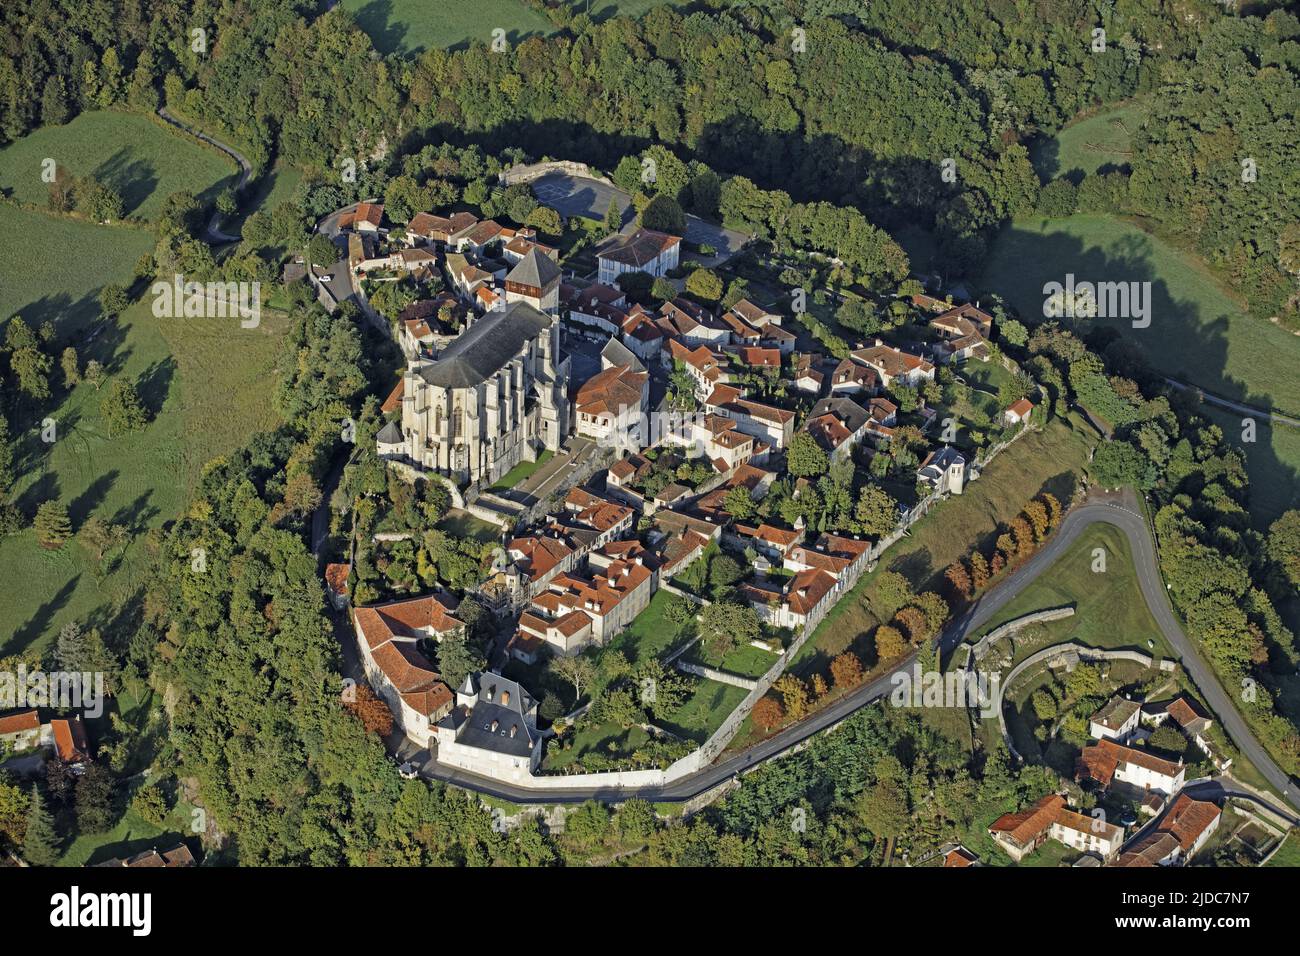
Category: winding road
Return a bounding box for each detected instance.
[156,107,252,244]
[419,487,1300,812]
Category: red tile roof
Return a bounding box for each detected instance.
[989,793,1065,846]
[0,710,40,735]
[1159,794,1220,852]
[51,717,90,763]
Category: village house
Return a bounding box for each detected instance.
[353,593,462,747]
[783,532,872,581]
[339,201,384,234]
[95,843,197,868]
[851,341,936,388]
[661,413,756,475]
[988,793,1125,862]
[527,544,654,649]
[1113,794,1222,867]
[703,384,795,450]
[669,338,728,399]
[324,562,351,610]
[405,210,479,246]
[573,358,649,450]
[435,672,543,780]
[50,715,92,768]
[597,228,681,285]
[928,303,993,364]
[1142,696,1224,768]
[804,396,872,464]
[828,357,881,397]
[620,304,666,364]
[0,709,41,751]
[739,566,838,633]
[916,445,968,496]
[1004,397,1035,427]
[728,522,803,563]
[1050,806,1126,862]
[1077,738,1186,798]
[1089,696,1143,743]
[561,487,636,547]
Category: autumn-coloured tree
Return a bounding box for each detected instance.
[345,681,394,736]
[894,605,929,644]
[990,550,1007,575]
[1010,516,1036,556]
[773,675,809,719]
[995,532,1017,565]
[969,551,991,591]
[944,562,972,601]
[752,695,784,731]
[1040,493,1063,529]
[915,592,950,637]
[875,625,906,662]
[1023,500,1049,540]
[811,674,828,698]
[830,651,863,689]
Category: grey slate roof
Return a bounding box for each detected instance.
[376,420,403,444]
[506,248,561,289]
[418,302,551,389]
[809,396,870,433]
[438,671,539,758]
[600,336,645,374]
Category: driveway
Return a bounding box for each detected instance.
[418,487,1300,808]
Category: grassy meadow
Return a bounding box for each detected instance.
[0,111,236,220]
[0,198,287,658]
[340,0,684,55]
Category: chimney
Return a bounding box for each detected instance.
[501,690,510,706]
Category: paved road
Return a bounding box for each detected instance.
[156,107,252,244]
[417,488,1300,809]
[1165,378,1300,429]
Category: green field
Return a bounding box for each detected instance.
[972,523,1172,663]
[657,677,746,743]
[981,213,1300,420]
[0,111,236,221]
[1266,831,1300,868]
[603,589,687,665]
[0,204,287,658]
[0,203,154,331]
[1031,100,1148,180]
[342,0,556,55]
[490,450,553,491]
[341,0,683,55]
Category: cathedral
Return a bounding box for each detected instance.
[377,249,571,486]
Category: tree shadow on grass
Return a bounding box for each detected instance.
[67,470,118,526]
[92,150,159,220]
[136,357,177,419]
[108,491,158,538]
[7,574,79,658]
